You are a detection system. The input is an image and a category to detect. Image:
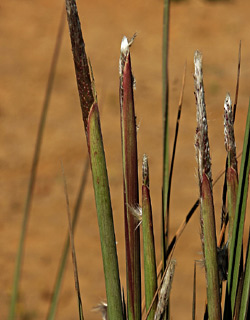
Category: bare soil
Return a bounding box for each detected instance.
[1,0,250,319]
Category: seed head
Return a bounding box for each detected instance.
[194,50,212,187]
[224,93,237,169]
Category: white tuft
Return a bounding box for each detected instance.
[93,301,108,320]
[119,33,137,77]
[120,36,129,54]
[127,204,142,230]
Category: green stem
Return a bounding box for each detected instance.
[87,104,123,319]
[142,155,157,320]
[8,8,65,319]
[65,1,123,318]
[201,173,222,320]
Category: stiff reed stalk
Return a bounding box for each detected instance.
[224,101,250,319]
[61,162,84,320]
[142,155,158,320]
[194,50,222,320]
[65,1,123,318]
[119,35,141,320]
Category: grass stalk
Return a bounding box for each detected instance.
[46,160,89,320]
[142,155,158,320]
[194,50,222,320]
[239,231,250,319]
[61,162,84,320]
[119,35,141,320]
[220,43,241,234]
[223,101,250,319]
[165,64,186,235]
[8,8,65,320]
[192,262,196,320]
[162,0,171,270]
[224,93,238,250]
[233,41,241,122]
[65,1,123,318]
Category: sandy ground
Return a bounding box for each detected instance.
[1,0,250,319]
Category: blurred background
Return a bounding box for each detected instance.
[1,0,250,319]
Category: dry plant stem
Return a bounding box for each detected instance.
[142,155,158,320]
[61,162,84,320]
[165,63,186,236]
[8,8,65,320]
[233,41,241,122]
[154,260,176,320]
[47,160,89,320]
[162,0,171,273]
[65,1,123,318]
[144,245,176,320]
[119,35,141,320]
[194,50,221,320]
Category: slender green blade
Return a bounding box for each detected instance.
[239,231,250,320]
[65,1,123,318]
[166,64,186,232]
[8,9,65,320]
[201,174,222,320]
[192,262,196,320]
[162,0,170,269]
[88,104,123,319]
[142,155,158,320]
[46,160,89,320]
[61,162,84,320]
[224,101,250,319]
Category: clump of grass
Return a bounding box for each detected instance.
[8,0,250,319]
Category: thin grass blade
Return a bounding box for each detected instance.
[165,63,186,234]
[46,160,89,320]
[224,101,250,319]
[192,261,196,320]
[239,230,250,320]
[162,0,171,272]
[142,155,158,320]
[8,8,65,320]
[119,35,141,320]
[233,41,241,122]
[65,1,123,318]
[61,162,84,320]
